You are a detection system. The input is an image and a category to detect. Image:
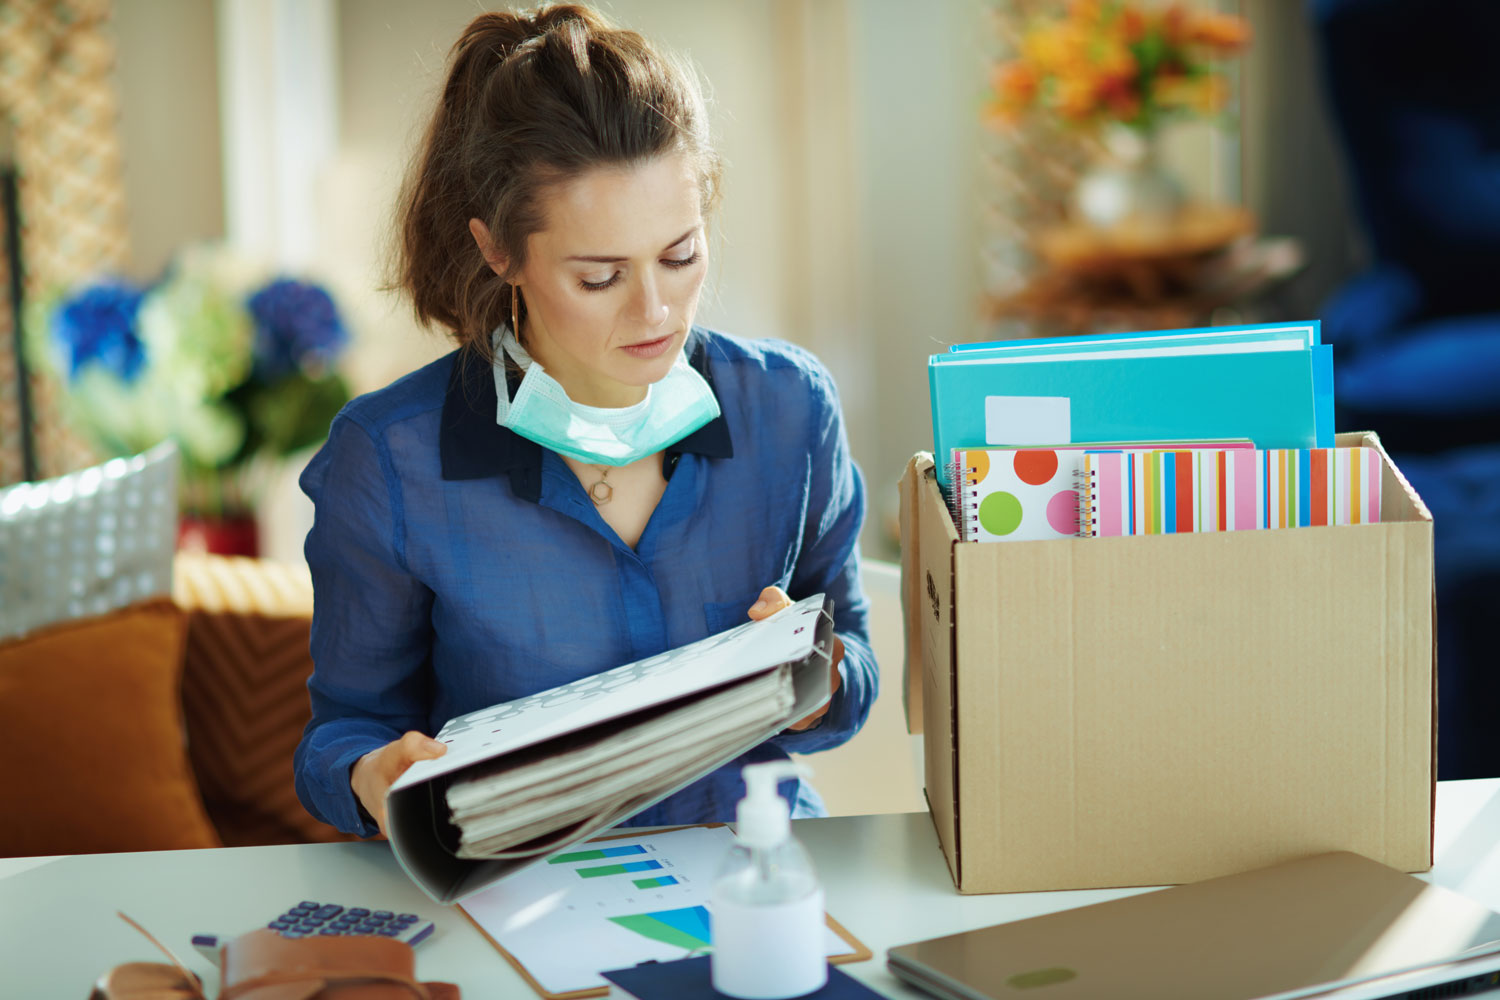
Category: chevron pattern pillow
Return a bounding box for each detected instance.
[173,553,357,847]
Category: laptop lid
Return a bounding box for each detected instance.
[887,852,1500,1000]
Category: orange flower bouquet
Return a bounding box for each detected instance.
[989,0,1251,134]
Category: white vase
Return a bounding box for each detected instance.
[1072,125,1184,228]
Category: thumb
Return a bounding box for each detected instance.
[397,731,447,764]
[748,585,793,620]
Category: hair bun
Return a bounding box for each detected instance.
[453,5,611,65]
[451,11,532,67]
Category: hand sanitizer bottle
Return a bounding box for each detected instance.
[710,761,826,999]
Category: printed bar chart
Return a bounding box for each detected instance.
[608,906,712,951]
[547,844,649,865]
[633,876,679,889]
[577,859,665,879]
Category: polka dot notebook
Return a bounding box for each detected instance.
[949,442,1257,543]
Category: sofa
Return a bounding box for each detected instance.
[0,553,354,857]
[1,551,922,858]
[1312,0,1500,779]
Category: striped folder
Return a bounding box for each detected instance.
[1079,447,1382,538]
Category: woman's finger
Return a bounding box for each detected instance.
[356,732,447,839]
[748,585,793,620]
[396,730,448,766]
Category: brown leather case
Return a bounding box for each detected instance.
[91,930,459,1000]
[219,930,460,1000]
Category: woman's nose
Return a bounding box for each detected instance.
[636,274,669,326]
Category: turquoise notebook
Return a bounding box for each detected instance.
[943,321,1322,358]
[929,335,1324,493]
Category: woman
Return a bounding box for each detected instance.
[293,4,875,838]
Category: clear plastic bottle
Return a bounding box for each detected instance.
[710,761,827,999]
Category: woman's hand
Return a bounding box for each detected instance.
[747,586,844,732]
[350,731,448,838]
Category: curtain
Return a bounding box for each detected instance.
[0,0,130,483]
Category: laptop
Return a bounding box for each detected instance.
[888,852,1500,1000]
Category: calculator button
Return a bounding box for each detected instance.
[299,901,318,909]
[317,905,343,916]
[378,928,400,936]
[397,914,417,922]
[320,929,342,935]
[373,911,393,920]
[283,930,307,939]
[347,908,370,917]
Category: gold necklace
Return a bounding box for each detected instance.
[587,465,613,506]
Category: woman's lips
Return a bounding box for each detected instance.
[620,334,675,359]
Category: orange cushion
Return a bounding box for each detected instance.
[0,600,221,856]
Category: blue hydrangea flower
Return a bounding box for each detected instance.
[49,278,147,383]
[247,279,350,379]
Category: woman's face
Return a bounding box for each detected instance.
[507,153,707,408]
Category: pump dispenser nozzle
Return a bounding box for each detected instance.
[735,761,810,849]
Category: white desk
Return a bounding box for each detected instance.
[5,779,1500,998]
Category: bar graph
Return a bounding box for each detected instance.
[576,859,664,879]
[608,905,712,952]
[633,876,679,888]
[547,844,648,864]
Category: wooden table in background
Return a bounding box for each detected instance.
[988,204,1304,335]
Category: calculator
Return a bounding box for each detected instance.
[191,900,436,962]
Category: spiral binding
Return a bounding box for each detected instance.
[949,451,982,543]
[1072,466,1099,538]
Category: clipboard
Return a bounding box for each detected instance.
[458,825,872,1000]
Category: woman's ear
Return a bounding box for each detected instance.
[469,218,508,277]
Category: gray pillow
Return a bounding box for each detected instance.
[0,441,178,642]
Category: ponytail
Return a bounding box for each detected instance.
[391,4,721,361]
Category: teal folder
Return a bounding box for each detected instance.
[930,346,1321,492]
[944,321,1322,358]
[1311,343,1335,448]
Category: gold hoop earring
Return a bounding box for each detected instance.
[510,284,521,336]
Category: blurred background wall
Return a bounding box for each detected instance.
[83,0,1361,560]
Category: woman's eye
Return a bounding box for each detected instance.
[662,251,702,270]
[579,272,622,292]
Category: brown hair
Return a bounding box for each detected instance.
[393,4,721,360]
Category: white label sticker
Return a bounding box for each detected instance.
[985,395,1072,445]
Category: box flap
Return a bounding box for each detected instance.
[1341,430,1438,853]
[898,453,934,734]
[907,457,962,884]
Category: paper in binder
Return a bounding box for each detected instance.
[384,595,835,904]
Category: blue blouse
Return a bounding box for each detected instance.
[293,328,876,837]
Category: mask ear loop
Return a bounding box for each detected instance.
[511,284,521,339]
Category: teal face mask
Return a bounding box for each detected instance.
[492,329,721,467]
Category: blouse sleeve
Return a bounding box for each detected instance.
[770,361,877,755]
[293,412,435,837]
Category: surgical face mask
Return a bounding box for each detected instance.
[492,328,721,467]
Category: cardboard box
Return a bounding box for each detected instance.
[898,431,1435,894]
